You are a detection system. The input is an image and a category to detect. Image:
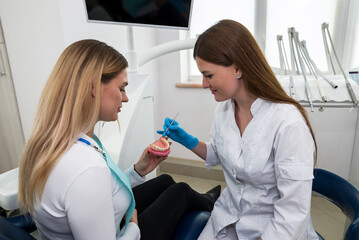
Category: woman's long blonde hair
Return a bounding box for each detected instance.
[193,20,317,163]
[18,39,128,214]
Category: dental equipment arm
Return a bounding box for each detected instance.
[278,36,296,99]
[277,35,286,75]
[277,35,296,99]
[293,31,314,112]
[300,41,338,89]
[283,30,298,99]
[288,28,300,75]
[321,23,336,74]
[300,40,327,102]
[322,22,358,107]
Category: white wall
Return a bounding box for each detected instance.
[0,0,64,140]
[0,0,158,141]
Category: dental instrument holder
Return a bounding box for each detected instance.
[277,35,286,75]
[288,28,300,75]
[300,40,338,89]
[300,40,327,102]
[293,30,314,112]
[286,29,299,99]
[321,23,358,107]
[277,34,296,99]
[321,23,336,74]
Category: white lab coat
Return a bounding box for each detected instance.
[205,98,319,240]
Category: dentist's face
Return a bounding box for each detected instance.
[196,57,241,102]
[99,69,129,121]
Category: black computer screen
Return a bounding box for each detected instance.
[84,0,193,30]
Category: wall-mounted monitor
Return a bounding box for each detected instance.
[84,0,193,30]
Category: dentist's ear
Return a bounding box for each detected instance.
[235,68,242,79]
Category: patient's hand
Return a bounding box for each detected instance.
[135,141,171,176]
[130,209,138,225]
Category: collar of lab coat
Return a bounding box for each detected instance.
[230,97,263,117]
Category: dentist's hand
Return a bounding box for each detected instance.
[157,117,198,149]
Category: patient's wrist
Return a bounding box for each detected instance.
[133,164,143,177]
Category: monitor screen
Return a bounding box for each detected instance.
[84,0,193,30]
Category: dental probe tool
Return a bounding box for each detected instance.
[163,112,179,136]
[300,41,338,89]
[293,31,314,112]
[300,40,327,102]
[322,22,358,107]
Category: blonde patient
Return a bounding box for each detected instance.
[18,39,220,240]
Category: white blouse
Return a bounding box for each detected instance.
[34,134,145,240]
[206,98,318,240]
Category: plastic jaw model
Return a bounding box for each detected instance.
[148,137,170,156]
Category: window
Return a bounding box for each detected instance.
[345,1,359,70]
[184,0,255,80]
[182,0,358,83]
[265,0,337,72]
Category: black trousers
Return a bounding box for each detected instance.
[132,174,214,240]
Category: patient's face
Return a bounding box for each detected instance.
[195,57,241,102]
[98,70,129,121]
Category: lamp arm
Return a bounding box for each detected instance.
[138,38,196,67]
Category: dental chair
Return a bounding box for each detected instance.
[0,214,36,240]
[0,209,209,240]
[0,168,210,240]
[2,168,359,240]
[0,211,209,240]
[312,168,359,240]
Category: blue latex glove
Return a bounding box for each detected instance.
[157,117,198,149]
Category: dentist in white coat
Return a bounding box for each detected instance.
[159,20,319,240]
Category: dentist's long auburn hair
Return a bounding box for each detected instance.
[193,19,317,163]
[18,39,128,214]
